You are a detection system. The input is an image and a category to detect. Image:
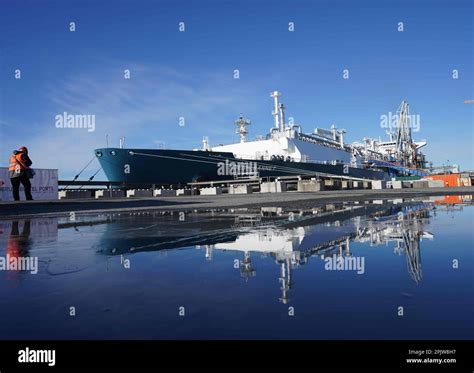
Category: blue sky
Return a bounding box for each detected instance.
[0,0,472,179]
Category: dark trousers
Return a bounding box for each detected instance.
[10,174,33,201]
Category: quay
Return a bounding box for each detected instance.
[1,186,473,219]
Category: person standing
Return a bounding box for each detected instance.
[8,146,33,201]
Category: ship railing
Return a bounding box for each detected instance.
[235,154,272,161]
[303,158,348,166]
[297,133,346,150]
[237,153,340,165]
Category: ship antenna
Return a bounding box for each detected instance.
[235,114,251,143]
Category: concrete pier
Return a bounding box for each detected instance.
[412,180,429,189]
[126,189,153,198]
[392,181,404,189]
[229,184,253,194]
[324,179,334,187]
[297,180,324,192]
[260,181,287,193]
[176,189,193,196]
[427,180,444,188]
[95,190,126,199]
[154,189,177,197]
[58,190,92,199]
[341,180,352,190]
[199,187,223,195]
[371,180,387,190]
[2,186,473,219]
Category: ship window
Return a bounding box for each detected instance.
[95,151,103,157]
[110,151,117,156]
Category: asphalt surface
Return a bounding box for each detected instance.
[1,186,473,219]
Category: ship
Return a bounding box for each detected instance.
[94,91,429,187]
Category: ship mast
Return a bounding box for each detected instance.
[270,91,288,132]
[279,103,286,131]
[271,91,281,131]
[234,114,251,143]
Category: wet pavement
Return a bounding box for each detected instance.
[0,195,472,339]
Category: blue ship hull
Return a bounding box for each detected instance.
[94,148,390,186]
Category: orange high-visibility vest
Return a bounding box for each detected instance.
[8,153,29,175]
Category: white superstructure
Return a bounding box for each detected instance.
[211,91,358,165]
[209,92,427,170]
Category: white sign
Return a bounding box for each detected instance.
[0,168,58,201]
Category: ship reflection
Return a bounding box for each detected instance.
[94,198,472,305]
[197,202,435,303]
